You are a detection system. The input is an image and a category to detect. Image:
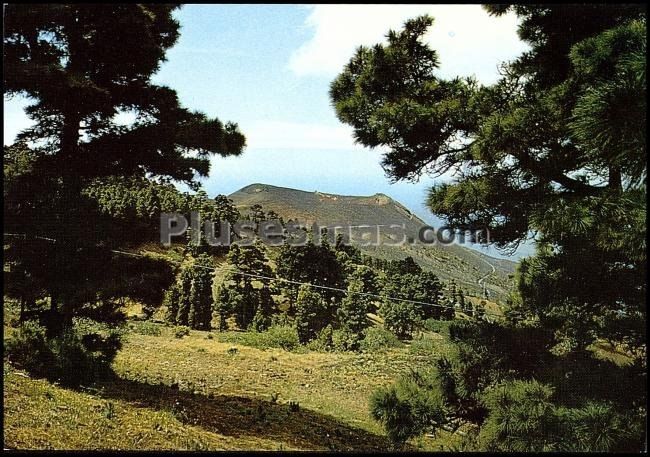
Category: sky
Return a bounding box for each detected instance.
[3,4,535,259]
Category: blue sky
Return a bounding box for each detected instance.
[4,5,535,258]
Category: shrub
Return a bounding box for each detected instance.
[370,369,448,449]
[360,326,403,352]
[263,325,300,351]
[332,327,361,352]
[294,284,329,344]
[5,321,52,376]
[478,379,558,452]
[423,318,452,336]
[306,324,334,352]
[5,320,121,386]
[409,334,442,357]
[131,321,162,336]
[288,400,300,412]
[478,380,645,452]
[174,326,191,339]
[381,300,420,339]
[218,325,300,351]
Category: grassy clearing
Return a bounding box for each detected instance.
[4,319,456,451]
[4,363,285,451]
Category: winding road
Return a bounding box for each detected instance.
[476,255,496,296]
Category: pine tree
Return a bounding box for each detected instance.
[164,285,181,325]
[3,5,245,331]
[188,254,214,330]
[216,241,275,330]
[338,279,372,349]
[175,262,194,327]
[330,6,646,354]
[214,273,241,332]
[295,284,328,344]
[276,231,345,309]
[381,300,419,340]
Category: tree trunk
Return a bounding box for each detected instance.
[609,166,622,192]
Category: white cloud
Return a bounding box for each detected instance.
[289,5,528,84]
[4,96,34,145]
[242,119,362,150]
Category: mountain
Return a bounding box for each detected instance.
[229,183,517,301]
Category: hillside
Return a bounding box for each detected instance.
[229,183,517,301]
[3,302,457,451]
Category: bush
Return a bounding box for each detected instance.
[262,325,300,351]
[174,326,191,338]
[423,318,452,336]
[332,327,362,352]
[409,334,443,357]
[380,300,420,339]
[370,369,448,449]
[218,325,300,352]
[360,326,403,352]
[478,380,646,452]
[5,321,52,376]
[5,320,121,386]
[131,321,162,336]
[306,324,334,352]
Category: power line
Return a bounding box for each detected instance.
[4,232,515,321]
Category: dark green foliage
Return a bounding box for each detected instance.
[380,300,420,340]
[5,320,121,387]
[163,286,181,325]
[380,267,444,338]
[308,324,335,352]
[84,176,240,249]
[250,308,269,333]
[338,278,372,346]
[249,204,266,225]
[187,254,214,330]
[359,326,403,352]
[475,300,486,320]
[217,324,300,352]
[331,7,645,248]
[330,5,646,356]
[478,380,560,452]
[174,262,194,327]
[346,265,380,314]
[275,233,345,308]
[515,239,646,355]
[334,7,646,450]
[370,369,448,449]
[478,380,645,452]
[371,318,646,450]
[174,326,190,339]
[213,275,240,332]
[214,243,276,331]
[3,4,245,344]
[4,4,245,187]
[385,257,421,276]
[331,327,362,352]
[294,284,329,344]
[164,254,214,330]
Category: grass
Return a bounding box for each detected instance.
[4,319,457,451]
[4,363,280,451]
[589,340,635,366]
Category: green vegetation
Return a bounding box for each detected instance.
[4,322,451,451]
[332,5,646,451]
[3,3,646,452]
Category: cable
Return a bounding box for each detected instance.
[4,232,512,320]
